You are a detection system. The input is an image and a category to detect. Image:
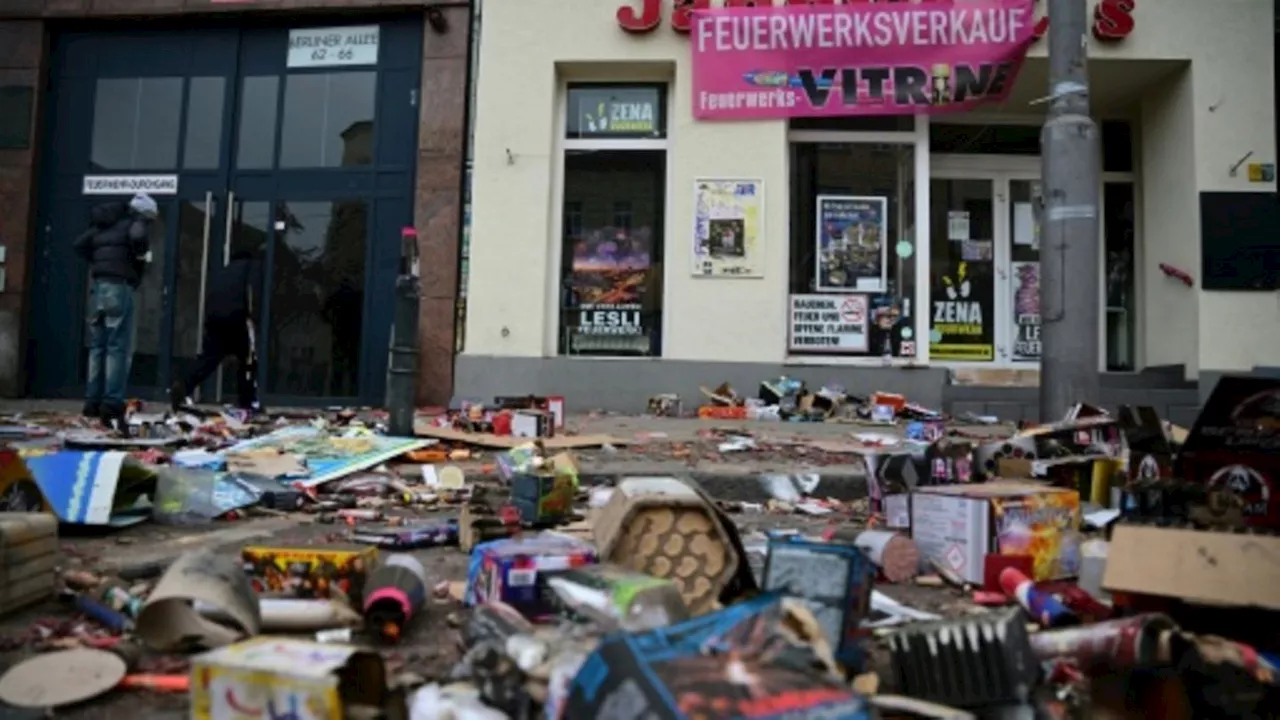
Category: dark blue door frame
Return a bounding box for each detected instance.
[30,17,422,407]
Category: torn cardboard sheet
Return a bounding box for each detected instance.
[14,450,155,527]
[414,424,628,450]
[0,648,127,708]
[1102,524,1280,611]
[224,449,308,479]
[136,550,261,652]
[221,427,429,488]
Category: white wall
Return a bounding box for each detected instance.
[467,0,1278,373]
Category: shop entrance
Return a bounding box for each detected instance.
[928,156,1042,367]
[28,19,423,406]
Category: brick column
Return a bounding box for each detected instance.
[0,20,43,398]
[413,5,470,407]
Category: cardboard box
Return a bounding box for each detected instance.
[511,409,555,439]
[0,512,57,616]
[910,482,1081,584]
[509,451,579,525]
[466,532,597,619]
[240,545,379,606]
[191,637,389,719]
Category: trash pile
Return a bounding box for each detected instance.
[688,379,946,424]
[0,376,1277,717]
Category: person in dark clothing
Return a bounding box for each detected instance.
[73,193,156,431]
[171,249,264,412]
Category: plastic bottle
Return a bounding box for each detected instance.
[362,554,428,643]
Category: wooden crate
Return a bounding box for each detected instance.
[0,513,58,616]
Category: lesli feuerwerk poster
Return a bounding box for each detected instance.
[1012,261,1041,361]
[815,196,887,293]
[566,225,655,355]
[692,179,763,277]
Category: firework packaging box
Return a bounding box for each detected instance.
[1174,375,1280,530]
[761,536,875,672]
[464,532,597,620]
[240,544,379,606]
[509,452,579,525]
[547,563,690,632]
[0,512,57,617]
[190,637,391,720]
[911,481,1081,585]
[566,593,871,720]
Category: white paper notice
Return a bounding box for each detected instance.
[1014,203,1036,247]
[947,211,970,241]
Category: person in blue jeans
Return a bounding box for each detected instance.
[74,193,156,433]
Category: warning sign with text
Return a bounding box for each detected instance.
[788,294,869,353]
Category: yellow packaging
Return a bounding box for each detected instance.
[190,637,387,720]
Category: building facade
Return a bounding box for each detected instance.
[461,0,1278,421]
[0,0,471,407]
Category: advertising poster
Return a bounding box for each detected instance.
[689,0,1038,120]
[693,179,763,277]
[1012,261,1041,361]
[788,294,869,353]
[870,295,913,357]
[566,226,655,355]
[815,196,887,293]
[929,260,994,361]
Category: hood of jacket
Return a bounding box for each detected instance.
[89,201,129,229]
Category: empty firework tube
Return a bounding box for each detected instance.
[999,566,1078,628]
[362,554,428,643]
[854,530,921,583]
[1029,613,1178,672]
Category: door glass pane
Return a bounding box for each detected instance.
[1009,180,1042,362]
[131,205,169,388]
[171,198,215,395]
[91,78,184,170]
[219,201,272,401]
[928,179,995,361]
[1104,182,1136,371]
[184,77,226,170]
[279,72,376,168]
[236,76,280,170]
[268,199,367,397]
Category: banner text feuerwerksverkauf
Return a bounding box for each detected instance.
[690,0,1037,121]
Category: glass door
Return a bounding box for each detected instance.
[928,177,998,362]
[1006,178,1042,365]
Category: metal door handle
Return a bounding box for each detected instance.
[224,191,236,266]
[195,191,214,356]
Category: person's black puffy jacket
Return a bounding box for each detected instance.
[72,201,150,287]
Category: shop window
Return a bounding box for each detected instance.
[565,85,666,140]
[1104,182,1136,370]
[236,76,280,170]
[791,116,915,133]
[183,77,226,170]
[280,72,377,168]
[0,85,34,150]
[929,124,1040,155]
[929,179,997,361]
[789,143,917,358]
[90,77,183,170]
[559,149,665,357]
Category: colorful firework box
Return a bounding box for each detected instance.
[911,482,1080,585]
[240,545,379,606]
[464,532,597,619]
[567,593,871,719]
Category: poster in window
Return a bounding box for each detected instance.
[565,226,655,355]
[692,179,763,277]
[929,260,995,361]
[1012,261,1041,361]
[815,196,887,293]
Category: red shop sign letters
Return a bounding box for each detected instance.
[618,0,1135,43]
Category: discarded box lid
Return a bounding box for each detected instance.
[0,648,127,708]
[593,476,755,615]
[190,637,388,718]
[1102,524,1280,611]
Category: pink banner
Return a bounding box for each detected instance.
[691,0,1037,121]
